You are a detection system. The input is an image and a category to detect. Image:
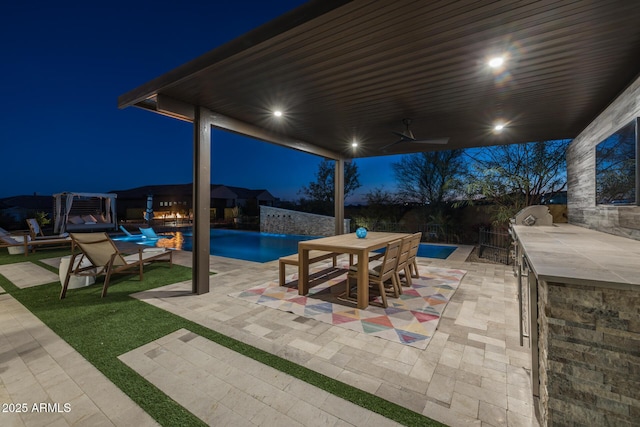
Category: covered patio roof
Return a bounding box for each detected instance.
[119,0,640,159]
[118,0,640,295]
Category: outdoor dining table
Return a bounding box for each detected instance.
[297,232,410,309]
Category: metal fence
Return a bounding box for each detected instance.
[349,222,467,244]
[348,222,516,264]
[478,227,512,264]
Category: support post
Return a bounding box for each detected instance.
[334,158,345,235]
[193,107,212,294]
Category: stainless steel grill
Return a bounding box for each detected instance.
[510,205,553,227]
[508,205,552,348]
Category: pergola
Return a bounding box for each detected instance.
[118,0,640,294]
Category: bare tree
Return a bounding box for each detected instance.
[298,159,361,214]
[352,187,403,230]
[463,140,571,224]
[392,150,467,207]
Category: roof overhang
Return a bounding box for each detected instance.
[119,0,640,159]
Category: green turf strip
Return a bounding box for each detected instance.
[0,249,445,427]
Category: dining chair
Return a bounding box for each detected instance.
[346,238,402,308]
[402,232,422,286]
[393,235,414,293]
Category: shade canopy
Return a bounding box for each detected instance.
[119,0,640,159]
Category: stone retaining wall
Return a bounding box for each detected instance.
[259,206,350,236]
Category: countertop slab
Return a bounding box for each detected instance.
[512,223,640,289]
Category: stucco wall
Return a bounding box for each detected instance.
[260,206,350,236]
[566,75,640,239]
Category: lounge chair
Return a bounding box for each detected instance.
[26,218,69,240]
[119,225,134,236]
[139,227,161,239]
[60,232,172,299]
[1,225,71,256]
[0,227,31,255]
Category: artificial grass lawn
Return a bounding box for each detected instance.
[0,249,445,427]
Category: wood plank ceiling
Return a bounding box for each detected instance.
[119,0,640,159]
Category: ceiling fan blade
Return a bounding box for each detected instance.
[411,137,450,145]
[380,139,404,151]
[391,130,415,141]
[385,119,447,151]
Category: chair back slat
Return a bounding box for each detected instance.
[396,236,412,272]
[380,239,402,278]
[407,232,421,259]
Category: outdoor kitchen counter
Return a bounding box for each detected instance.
[512,223,640,290]
[512,222,640,427]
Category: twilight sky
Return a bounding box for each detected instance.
[1,0,405,203]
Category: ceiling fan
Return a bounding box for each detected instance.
[381,118,449,151]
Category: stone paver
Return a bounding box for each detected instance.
[0,293,158,427]
[119,329,402,426]
[131,253,539,427]
[0,262,59,288]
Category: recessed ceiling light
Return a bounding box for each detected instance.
[488,56,504,68]
[351,141,358,148]
[273,110,283,117]
[494,123,505,132]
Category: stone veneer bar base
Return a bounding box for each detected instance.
[513,224,640,426]
[537,281,639,426]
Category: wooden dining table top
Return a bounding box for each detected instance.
[298,232,410,253]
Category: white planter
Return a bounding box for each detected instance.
[7,246,25,255]
[59,256,96,289]
[7,236,29,255]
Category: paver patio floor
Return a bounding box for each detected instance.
[0,249,538,426]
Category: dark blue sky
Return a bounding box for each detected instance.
[1,0,403,203]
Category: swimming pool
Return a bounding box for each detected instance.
[113,229,320,263]
[417,244,457,259]
[112,229,458,263]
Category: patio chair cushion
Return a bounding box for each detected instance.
[82,214,98,224]
[69,216,84,225]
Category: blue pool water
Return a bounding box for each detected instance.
[112,229,457,263]
[417,244,457,259]
[113,229,320,263]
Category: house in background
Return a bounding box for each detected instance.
[111,183,276,221]
[212,185,276,219]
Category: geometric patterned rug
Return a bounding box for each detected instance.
[230,265,466,349]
